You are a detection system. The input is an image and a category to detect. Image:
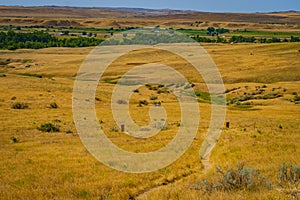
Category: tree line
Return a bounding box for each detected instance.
[101,32,192,45]
[1,30,299,50]
[0,31,104,50]
[192,35,300,43]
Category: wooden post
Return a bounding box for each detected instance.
[226,122,230,128]
[121,124,125,132]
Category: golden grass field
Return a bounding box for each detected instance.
[0,41,299,199]
[0,5,299,200]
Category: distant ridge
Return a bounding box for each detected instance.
[0,5,298,14]
[0,6,299,29]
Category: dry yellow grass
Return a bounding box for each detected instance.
[0,6,300,30]
[0,42,299,199]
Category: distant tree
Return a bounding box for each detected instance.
[216,28,230,34]
[62,30,69,35]
[230,35,256,43]
[271,37,281,43]
[0,30,103,50]
[207,27,215,36]
[290,36,300,42]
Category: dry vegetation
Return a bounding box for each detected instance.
[0,6,300,200]
[0,6,300,30]
[0,42,299,199]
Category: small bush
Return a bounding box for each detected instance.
[110,126,119,132]
[78,190,89,198]
[39,123,60,132]
[11,136,19,143]
[294,95,300,101]
[150,94,158,100]
[191,161,269,192]
[153,101,161,106]
[133,89,139,93]
[225,87,240,94]
[290,95,300,104]
[278,163,300,184]
[7,45,17,50]
[216,162,266,191]
[257,93,283,100]
[49,102,58,109]
[11,102,29,109]
[145,84,152,89]
[138,100,148,106]
[157,88,169,94]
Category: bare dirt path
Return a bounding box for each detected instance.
[135,156,212,199]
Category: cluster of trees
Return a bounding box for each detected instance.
[0,25,47,31]
[229,36,256,43]
[102,32,300,45]
[290,36,300,42]
[207,27,230,36]
[102,32,192,45]
[230,35,300,43]
[0,31,104,50]
[1,30,299,50]
[192,35,300,44]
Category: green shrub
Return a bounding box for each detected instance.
[294,95,300,101]
[11,136,19,143]
[7,45,17,50]
[278,163,300,184]
[157,88,169,94]
[39,123,60,132]
[150,94,158,100]
[195,91,211,102]
[153,101,161,106]
[109,126,119,132]
[78,190,89,198]
[191,161,269,192]
[138,100,148,106]
[11,102,29,109]
[95,97,101,102]
[49,102,58,109]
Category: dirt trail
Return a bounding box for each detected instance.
[135,156,212,199]
[135,125,219,199]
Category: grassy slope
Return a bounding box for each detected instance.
[0,43,299,199]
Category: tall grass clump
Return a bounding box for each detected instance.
[11,102,29,109]
[278,163,300,184]
[38,123,60,132]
